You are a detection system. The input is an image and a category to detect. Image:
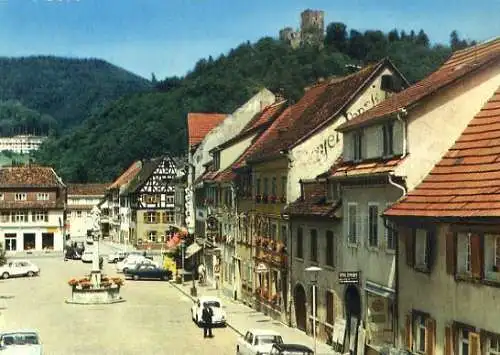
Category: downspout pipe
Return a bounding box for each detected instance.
[396,107,408,158]
[385,172,406,349]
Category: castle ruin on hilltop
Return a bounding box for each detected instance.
[279,9,325,48]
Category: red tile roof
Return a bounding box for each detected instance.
[328,156,406,178]
[385,87,500,218]
[68,183,110,196]
[108,161,142,190]
[187,113,227,148]
[213,168,237,183]
[285,181,340,218]
[246,59,390,163]
[0,166,63,188]
[337,37,500,132]
[0,200,64,210]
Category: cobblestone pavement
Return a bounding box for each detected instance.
[0,254,239,355]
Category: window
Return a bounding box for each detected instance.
[146,211,157,223]
[385,204,396,250]
[325,291,335,325]
[76,211,82,218]
[326,231,335,267]
[213,151,221,170]
[37,193,49,201]
[281,176,287,198]
[310,229,318,262]
[166,195,174,205]
[263,177,269,196]
[271,177,277,196]
[4,234,16,251]
[455,327,481,355]
[353,131,363,161]
[255,178,261,196]
[281,225,287,243]
[13,211,28,222]
[414,315,426,354]
[32,211,48,222]
[0,193,4,201]
[15,193,27,201]
[382,122,394,156]
[145,195,158,204]
[162,211,174,224]
[368,204,379,247]
[488,336,500,355]
[457,232,482,278]
[485,235,500,279]
[415,229,429,269]
[327,182,340,201]
[405,312,435,354]
[347,203,358,244]
[0,212,10,223]
[296,227,303,258]
[148,231,157,242]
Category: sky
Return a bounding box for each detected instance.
[0,0,499,80]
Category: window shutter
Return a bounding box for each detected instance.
[445,232,456,275]
[404,313,412,350]
[444,326,452,355]
[426,230,436,271]
[468,331,480,355]
[470,234,482,279]
[406,229,415,267]
[143,213,148,223]
[425,318,436,355]
[155,212,161,224]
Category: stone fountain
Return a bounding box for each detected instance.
[66,206,125,305]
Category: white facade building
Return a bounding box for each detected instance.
[0,135,47,153]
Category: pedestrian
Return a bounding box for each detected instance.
[198,263,206,285]
[202,303,214,338]
[99,256,104,270]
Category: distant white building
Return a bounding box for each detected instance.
[0,135,47,154]
[66,183,109,239]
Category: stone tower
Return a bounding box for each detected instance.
[279,27,301,49]
[300,9,325,45]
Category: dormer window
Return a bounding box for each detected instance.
[15,193,27,201]
[353,131,363,161]
[327,182,340,201]
[37,193,49,201]
[382,122,394,157]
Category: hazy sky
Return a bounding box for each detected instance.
[0,0,498,80]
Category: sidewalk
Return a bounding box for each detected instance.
[170,281,338,355]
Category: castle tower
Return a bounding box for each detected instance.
[300,9,325,45]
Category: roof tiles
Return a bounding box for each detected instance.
[68,183,110,196]
[187,113,227,148]
[385,87,500,218]
[246,60,389,163]
[0,166,63,188]
[337,37,500,131]
[328,156,405,178]
[108,161,142,190]
[285,181,340,217]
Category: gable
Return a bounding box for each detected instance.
[139,157,178,194]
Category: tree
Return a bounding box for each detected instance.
[325,22,348,51]
[0,243,7,266]
[450,30,468,51]
[151,73,158,85]
[388,29,400,42]
[416,29,430,47]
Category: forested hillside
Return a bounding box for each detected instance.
[35,27,473,182]
[0,56,152,130]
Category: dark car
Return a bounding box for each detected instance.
[124,264,172,281]
[270,343,314,355]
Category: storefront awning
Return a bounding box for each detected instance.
[185,243,202,259]
[364,280,395,299]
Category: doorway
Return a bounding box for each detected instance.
[294,284,307,331]
[344,285,362,354]
[23,233,36,251]
[42,233,54,250]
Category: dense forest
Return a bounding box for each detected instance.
[0,100,58,136]
[0,56,152,130]
[34,26,474,182]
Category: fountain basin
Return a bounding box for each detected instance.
[66,286,125,305]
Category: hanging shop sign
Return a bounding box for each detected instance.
[339,271,360,284]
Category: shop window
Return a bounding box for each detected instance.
[310,229,318,262]
[296,227,303,259]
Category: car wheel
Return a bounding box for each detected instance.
[2,272,9,279]
[123,268,128,273]
[27,271,35,277]
[133,274,139,281]
[162,275,169,281]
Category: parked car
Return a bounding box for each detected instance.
[236,329,284,355]
[270,343,314,355]
[107,251,128,263]
[116,257,159,273]
[65,246,81,260]
[124,264,172,281]
[0,260,40,279]
[0,329,42,354]
[81,250,94,263]
[191,296,226,326]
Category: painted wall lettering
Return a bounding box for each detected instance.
[346,92,382,120]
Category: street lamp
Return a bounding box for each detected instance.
[305,266,322,355]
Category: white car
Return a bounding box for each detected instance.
[81,250,94,263]
[115,257,159,273]
[191,296,226,326]
[107,251,127,263]
[236,329,284,355]
[0,329,42,354]
[0,260,40,279]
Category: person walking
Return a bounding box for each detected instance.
[202,303,214,338]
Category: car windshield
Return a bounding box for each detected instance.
[256,335,283,345]
[203,301,220,308]
[1,333,40,346]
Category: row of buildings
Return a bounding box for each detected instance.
[180,37,500,355]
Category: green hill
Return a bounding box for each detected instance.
[0,56,153,130]
[35,26,465,182]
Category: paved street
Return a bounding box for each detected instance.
[0,245,238,355]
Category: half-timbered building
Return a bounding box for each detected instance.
[121,155,180,247]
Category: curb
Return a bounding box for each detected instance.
[169,281,244,337]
